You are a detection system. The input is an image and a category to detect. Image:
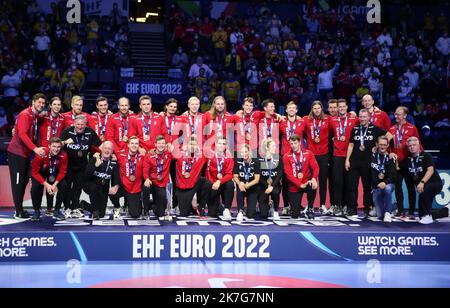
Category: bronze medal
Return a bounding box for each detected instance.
[378,173,385,180]
[184,172,190,179]
[267,178,273,185]
[122,136,128,143]
[297,172,303,179]
[130,175,136,182]
[246,133,251,141]
[157,175,162,181]
[217,174,223,180]
[315,137,320,144]
[144,135,150,141]
[359,145,365,151]
[77,151,83,158]
[101,179,106,186]
[340,136,346,142]
[48,176,56,183]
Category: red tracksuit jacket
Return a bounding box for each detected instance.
[105,113,137,153]
[62,111,91,128]
[330,114,360,157]
[88,112,110,141]
[37,113,65,148]
[303,115,332,156]
[205,154,234,184]
[8,107,39,158]
[134,112,169,152]
[235,111,262,152]
[388,122,420,162]
[143,150,172,188]
[116,150,145,194]
[31,147,68,185]
[369,110,391,131]
[175,152,206,190]
[282,149,319,192]
[280,117,306,155]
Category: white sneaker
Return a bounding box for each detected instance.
[171,207,180,216]
[419,215,434,225]
[223,208,232,221]
[281,207,290,216]
[369,207,377,217]
[320,205,328,215]
[113,208,121,220]
[236,210,244,222]
[383,212,392,223]
[343,206,348,216]
[333,206,343,216]
[64,209,72,219]
[273,211,280,221]
[71,209,84,219]
[268,206,274,218]
[158,216,165,221]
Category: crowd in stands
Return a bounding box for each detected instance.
[0,0,130,133]
[166,2,449,129]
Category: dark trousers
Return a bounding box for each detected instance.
[64,168,84,210]
[176,177,208,217]
[170,160,178,209]
[315,154,329,206]
[432,207,449,220]
[82,181,111,217]
[395,166,417,215]
[110,187,142,219]
[7,152,30,214]
[282,174,290,208]
[419,181,443,219]
[236,186,260,219]
[332,156,348,208]
[348,159,372,211]
[328,155,335,206]
[31,178,67,212]
[258,184,281,218]
[204,180,234,217]
[288,186,317,219]
[142,185,167,218]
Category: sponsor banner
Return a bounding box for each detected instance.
[1,230,449,262]
[119,78,189,105]
[36,0,129,17]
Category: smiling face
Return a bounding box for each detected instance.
[74,118,87,134]
[102,142,114,159]
[286,103,298,117]
[50,141,62,156]
[72,99,83,115]
[328,103,338,117]
[97,100,108,115]
[188,98,200,114]
[128,138,140,153]
[118,98,130,115]
[312,104,322,117]
[33,97,46,113]
[155,138,166,153]
[395,107,407,124]
[289,139,301,153]
[337,102,348,116]
[50,99,62,115]
[166,102,178,115]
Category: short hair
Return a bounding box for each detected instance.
[359,109,370,116]
[74,115,87,123]
[49,137,62,145]
[262,99,275,108]
[243,97,254,106]
[32,93,46,102]
[118,97,130,105]
[164,98,178,113]
[96,96,108,104]
[128,136,139,143]
[406,136,419,145]
[377,135,389,144]
[328,99,338,106]
[239,143,251,152]
[139,95,151,104]
[71,95,83,105]
[49,97,61,105]
[337,98,347,105]
[286,101,297,108]
[155,135,166,143]
[289,134,301,142]
[188,96,200,104]
[396,106,409,115]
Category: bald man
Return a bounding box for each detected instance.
[80,141,120,220]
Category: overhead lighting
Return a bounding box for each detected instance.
[146,12,159,17]
[136,18,146,23]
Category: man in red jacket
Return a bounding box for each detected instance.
[30,137,68,221]
[204,138,235,219]
[143,135,172,219]
[134,95,169,155]
[175,137,207,217]
[88,96,111,142]
[234,97,261,158]
[8,93,47,219]
[282,135,319,220]
[110,136,145,219]
[38,97,65,149]
[362,94,391,130]
[105,97,137,154]
[387,106,420,218]
[62,96,91,128]
[303,101,332,214]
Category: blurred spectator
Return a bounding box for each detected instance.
[1,68,21,97]
[0,106,9,136]
[246,64,261,87]
[435,32,449,59]
[172,46,189,70]
[222,72,240,110]
[34,30,51,70]
[225,47,241,74]
[212,26,227,66]
[188,56,213,79]
[317,62,339,101]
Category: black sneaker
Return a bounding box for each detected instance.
[53,210,66,221]
[14,210,30,220]
[92,211,100,220]
[46,208,54,215]
[305,209,315,220]
[31,211,41,222]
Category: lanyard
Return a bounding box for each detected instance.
[377,153,387,172]
[265,157,274,176]
[215,114,224,134]
[98,114,108,137]
[312,118,322,139]
[184,153,195,174]
[165,115,175,136]
[189,114,199,135]
[264,117,273,138]
[396,124,406,147]
[120,114,129,136]
[243,160,252,182]
[293,151,303,174]
[241,113,254,135]
[360,125,368,146]
[216,154,225,176]
[128,152,138,176]
[156,153,164,175]
[411,155,420,176]
[50,114,60,138]
[287,118,297,140]
[49,153,58,176]
[142,113,152,136]
[338,115,348,138]
[74,129,84,147]
[32,113,38,141]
